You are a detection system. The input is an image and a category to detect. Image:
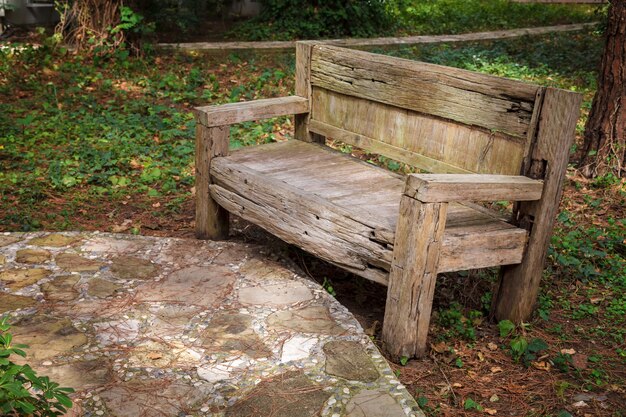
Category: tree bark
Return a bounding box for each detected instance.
[576,0,626,178]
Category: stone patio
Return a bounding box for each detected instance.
[0,232,424,417]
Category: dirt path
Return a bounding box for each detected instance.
[158,22,599,51]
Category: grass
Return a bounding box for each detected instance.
[1,28,625,415]
[393,0,602,36]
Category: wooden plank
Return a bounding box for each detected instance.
[210,158,395,260]
[311,88,529,175]
[310,46,538,138]
[157,23,599,51]
[209,183,390,285]
[494,87,582,322]
[194,96,309,127]
[438,228,528,273]
[405,174,544,202]
[294,42,324,143]
[310,120,472,174]
[195,124,229,239]
[383,196,448,359]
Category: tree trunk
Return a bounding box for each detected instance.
[576,0,626,178]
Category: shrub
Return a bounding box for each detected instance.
[233,0,399,40]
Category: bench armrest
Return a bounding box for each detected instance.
[405,174,543,202]
[194,96,309,127]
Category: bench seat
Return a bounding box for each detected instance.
[208,140,529,285]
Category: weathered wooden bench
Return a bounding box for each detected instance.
[193,42,581,359]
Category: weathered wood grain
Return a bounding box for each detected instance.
[383,196,448,359]
[294,42,324,143]
[310,120,472,174]
[438,228,528,272]
[210,184,390,285]
[405,174,544,202]
[194,96,309,127]
[494,87,582,322]
[195,124,230,239]
[310,45,538,138]
[211,157,395,265]
[310,88,529,175]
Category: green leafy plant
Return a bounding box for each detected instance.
[0,316,75,416]
[497,319,515,337]
[232,0,400,40]
[463,397,483,411]
[437,303,481,341]
[321,277,336,297]
[497,320,548,365]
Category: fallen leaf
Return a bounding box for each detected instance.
[531,361,551,371]
[487,342,498,351]
[489,394,499,403]
[485,408,498,415]
[561,348,577,355]
[431,341,448,354]
[111,224,130,233]
[490,366,503,373]
[147,352,163,360]
[572,353,588,370]
[452,383,463,388]
[477,351,485,361]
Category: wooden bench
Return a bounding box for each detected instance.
[193,42,582,359]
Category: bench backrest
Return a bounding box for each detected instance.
[295,42,579,178]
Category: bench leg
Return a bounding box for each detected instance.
[493,88,581,323]
[195,123,230,240]
[382,195,448,360]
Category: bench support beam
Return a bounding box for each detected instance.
[493,88,582,322]
[383,196,448,360]
[195,123,230,240]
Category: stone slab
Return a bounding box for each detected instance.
[56,253,103,272]
[87,278,123,298]
[10,315,88,362]
[226,372,330,417]
[0,293,37,313]
[15,249,51,264]
[346,389,407,417]
[267,305,346,335]
[0,232,423,417]
[137,265,236,308]
[237,281,313,306]
[28,234,82,247]
[41,275,81,301]
[324,341,380,382]
[0,268,51,290]
[109,256,158,280]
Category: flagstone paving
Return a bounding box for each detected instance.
[0,232,424,417]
